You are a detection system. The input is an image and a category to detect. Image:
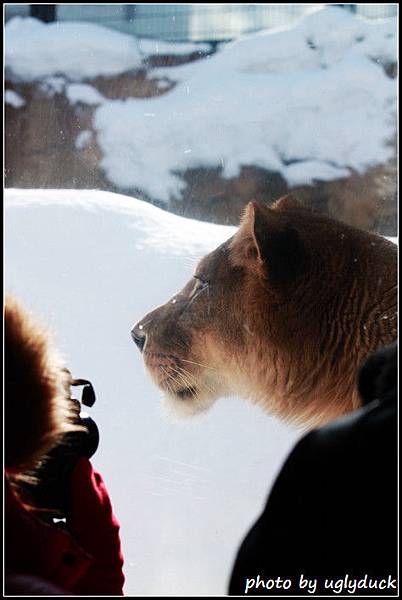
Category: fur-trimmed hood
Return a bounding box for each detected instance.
[5,296,77,473]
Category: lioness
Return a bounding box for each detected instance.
[132,196,397,426]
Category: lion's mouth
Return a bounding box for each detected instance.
[175,385,198,399]
[160,377,198,399]
[146,357,201,401]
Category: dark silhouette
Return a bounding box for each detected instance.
[229,343,397,596]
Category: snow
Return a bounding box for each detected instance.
[92,7,396,202]
[5,17,142,81]
[5,188,301,595]
[66,83,105,106]
[75,130,93,150]
[139,38,212,57]
[5,89,26,108]
[40,76,67,96]
[284,161,351,187]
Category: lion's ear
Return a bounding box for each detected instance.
[230,201,306,286]
[271,194,304,212]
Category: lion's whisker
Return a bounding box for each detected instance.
[160,366,178,395]
[162,364,192,393]
[174,364,215,397]
[169,365,195,391]
[159,361,215,399]
[173,365,199,391]
[179,358,217,371]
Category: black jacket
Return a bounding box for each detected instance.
[229,344,397,596]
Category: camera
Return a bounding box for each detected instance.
[18,377,99,523]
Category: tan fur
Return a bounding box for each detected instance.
[5,296,78,473]
[132,196,397,427]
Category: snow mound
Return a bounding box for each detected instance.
[6,188,234,256]
[92,7,396,201]
[5,89,26,108]
[5,17,143,81]
[66,83,105,106]
[5,188,299,594]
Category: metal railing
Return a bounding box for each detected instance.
[5,4,398,42]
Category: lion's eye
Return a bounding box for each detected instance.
[189,276,208,301]
[194,275,208,285]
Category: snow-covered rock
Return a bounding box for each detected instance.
[91,7,396,201]
[5,17,143,81]
[5,9,397,233]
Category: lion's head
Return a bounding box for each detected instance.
[131,196,397,425]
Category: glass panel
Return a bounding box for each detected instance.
[5,4,398,596]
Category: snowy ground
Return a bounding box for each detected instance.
[5,8,397,206]
[5,189,301,595]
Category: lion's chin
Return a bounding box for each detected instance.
[161,389,217,420]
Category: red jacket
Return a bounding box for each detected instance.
[5,458,125,595]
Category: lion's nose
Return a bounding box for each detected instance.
[131,326,146,353]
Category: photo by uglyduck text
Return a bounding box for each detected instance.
[244,574,398,594]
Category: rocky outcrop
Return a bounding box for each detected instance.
[5,59,397,235]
